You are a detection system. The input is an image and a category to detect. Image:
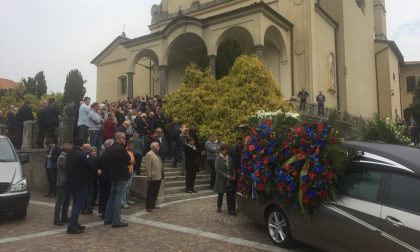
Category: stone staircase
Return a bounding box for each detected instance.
[131,159,215,203]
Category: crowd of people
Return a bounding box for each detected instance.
[29,94,244,235]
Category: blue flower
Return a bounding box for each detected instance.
[314,164,324,174]
[308,189,317,199]
[301,175,309,183]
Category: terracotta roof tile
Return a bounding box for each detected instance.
[0,78,17,90]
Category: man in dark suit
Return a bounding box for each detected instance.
[44,140,61,197]
[37,101,48,148]
[45,98,59,143]
[102,132,131,228]
[184,137,198,193]
[229,137,244,210]
[16,101,34,147]
[66,137,92,234]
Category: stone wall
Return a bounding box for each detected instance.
[17,148,49,193]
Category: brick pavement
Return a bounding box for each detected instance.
[0,191,318,252]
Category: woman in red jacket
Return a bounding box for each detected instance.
[102,113,116,141]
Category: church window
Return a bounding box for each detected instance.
[118,76,128,96]
[356,0,366,14]
[406,76,416,92]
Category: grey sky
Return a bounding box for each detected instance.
[0,0,418,101]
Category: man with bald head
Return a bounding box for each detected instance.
[144,142,163,212]
[101,132,131,228]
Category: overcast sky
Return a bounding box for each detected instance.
[0,0,419,101]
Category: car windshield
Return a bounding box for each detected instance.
[0,138,17,162]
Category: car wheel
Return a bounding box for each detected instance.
[266,207,292,247]
[14,208,27,219]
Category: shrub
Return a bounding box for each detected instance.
[164,55,290,144]
[359,113,410,145]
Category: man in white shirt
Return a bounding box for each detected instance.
[77,97,91,143]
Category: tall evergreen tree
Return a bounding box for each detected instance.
[410,81,420,124]
[216,38,242,79]
[62,69,86,105]
[22,77,37,95]
[34,71,47,98]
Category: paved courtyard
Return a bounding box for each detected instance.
[0,191,319,252]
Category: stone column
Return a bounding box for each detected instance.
[58,116,74,146]
[208,55,216,78]
[255,44,264,59]
[127,72,135,100]
[159,65,168,96]
[21,121,38,150]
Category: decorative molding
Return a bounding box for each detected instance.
[98,58,127,67]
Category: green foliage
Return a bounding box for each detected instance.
[410,82,420,124]
[34,71,47,98]
[0,83,62,118]
[62,69,87,105]
[216,38,242,79]
[164,55,290,144]
[359,113,410,145]
[22,71,48,98]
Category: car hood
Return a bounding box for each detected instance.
[0,162,20,184]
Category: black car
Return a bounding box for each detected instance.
[0,136,30,219]
[238,141,420,252]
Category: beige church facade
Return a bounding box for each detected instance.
[92,0,410,120]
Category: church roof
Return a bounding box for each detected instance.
[405,61,420,66]
[122,1,293,48]
[90,34,130,65]
[0,78,17,90]
[375,39,404,63]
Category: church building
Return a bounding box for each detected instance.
[92,0,406,120]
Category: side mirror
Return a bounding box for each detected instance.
[19,153,30,164]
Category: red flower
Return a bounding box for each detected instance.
[256,183,265,191]
[263,156,270,164]
[248,145,256,152]
[283,142,289,149]
[309,171,317,180]
[262,176,268,182]
[309,161,315,167]
[291,170,297,177]
[264,119,273,127]
[295,127,302,134]
[326,170,335,180]
[299,138,307,146]
[283,164,291,172]
[302,195,311,204]
[297,151,305,160]
[251,128,257,135]
[255,171,261,177]
[301,184,308,193]
[319,189,328,198]
[317,123,324,133]
[286,186,291,192]
[330,137,337,145]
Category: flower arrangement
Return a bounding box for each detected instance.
[239,111,346,218]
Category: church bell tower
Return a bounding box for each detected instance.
[373,0,387,40]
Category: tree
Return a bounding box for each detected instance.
[22,77,36,96]
[410,81,420,124]
[62,69,87,105]
[164,55,290,144]
[21,71,48,98]
[216,38,242,79]
[34,71,47,98]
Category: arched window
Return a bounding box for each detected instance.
[356,0,366,14]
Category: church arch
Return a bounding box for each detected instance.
[215,26,255,55]
[263,25,290,95]
[131,49,160,96]
[165,32,208,92]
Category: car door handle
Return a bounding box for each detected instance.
[385,216,404,227]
